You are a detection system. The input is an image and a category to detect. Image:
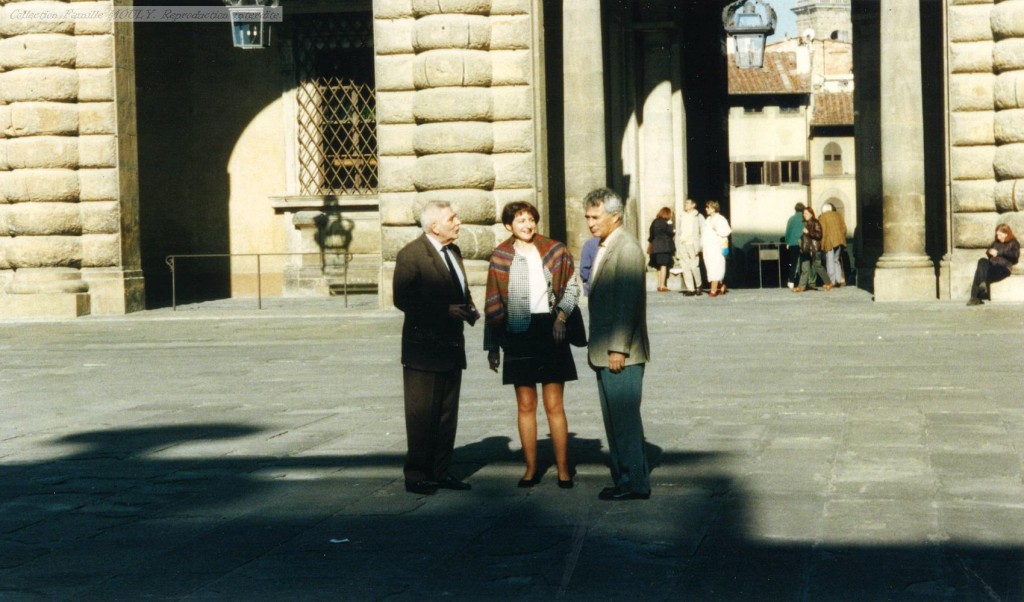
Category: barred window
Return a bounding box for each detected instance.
[294,13,378,196]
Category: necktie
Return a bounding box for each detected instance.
[442,246,465,302]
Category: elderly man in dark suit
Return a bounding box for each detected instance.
[393,201,478,495]
[583,188,652,501]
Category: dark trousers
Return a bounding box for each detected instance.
[595,364,650,494]
[787,246,801,284]
[403,367,461,485]
[971,258,1011,300]
[798,251,831,288]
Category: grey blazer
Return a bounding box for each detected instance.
[587,228,651,368]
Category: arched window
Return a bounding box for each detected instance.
[823,142,842,176]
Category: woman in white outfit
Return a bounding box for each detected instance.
[701,200,732,297]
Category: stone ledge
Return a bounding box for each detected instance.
[989,268,1024,302]
[0,292,90,318]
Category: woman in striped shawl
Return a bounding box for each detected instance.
[485,201,580,489]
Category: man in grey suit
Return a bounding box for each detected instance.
[583,188,652,501]
[393,201,478,495]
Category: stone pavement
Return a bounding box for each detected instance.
[1,287,1023,600]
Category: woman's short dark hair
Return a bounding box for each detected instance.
[501,201,540,227]
[996,223,1017,242]
[656,206,673,221]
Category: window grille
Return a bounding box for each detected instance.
[823,142,842,175]
[294,13,378,196]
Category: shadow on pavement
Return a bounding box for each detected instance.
[0,424,1020,600]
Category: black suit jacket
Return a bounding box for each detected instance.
[393,234,474,372]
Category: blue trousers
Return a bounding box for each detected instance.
[595,364,650,493]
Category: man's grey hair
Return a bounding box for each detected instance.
[420,201,453,233]
[582,188,624,216]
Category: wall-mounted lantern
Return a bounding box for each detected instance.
[223,0,279,49]
[723,0,777,69]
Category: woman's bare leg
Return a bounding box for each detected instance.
[540,382,570,481]
[516,385,539,479]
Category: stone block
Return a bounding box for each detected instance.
[950,146,995,180]
[413,87,492,121]
[996,108,1024,144]
[412,14,490,51]
[412,0,491,15]
[78,168,118,201]
[490,0,530,15]
[414,189,494,224]
[80,267,146,314]
[0,292,90,318]
[0,67,79,102]
[991,1,1024,38]
[440,223,495,260]
[492,86,532,120]
[6,202,82,235]
[81,233,119,267]
[413,153,495,190]
[77,68,114,101]
[413,121,493,154]
[78,102,116,134]
[376,91,416,125]
[994,38,1024,71]
[378,155,418,193]
[0,236,9,269]
[80,200,119,234]
[379,191,418,226]
[381,225,421,260]
[6,235,82,268]
[0,105,10,138]
[414,49,492,88]
[493,188,534,214]
[0,3,76,35]
[952,180,997,212]
[873,265,938,301]
[373,0,414,20]
[948,73,994,112]
[949,4,994,43]
[78,135,116,168]
[7,102,78,136]
[994,71,1024,109]
[994,142,1024,178]
[489,15,530,50]
[0,140,7,171]
[6,136,78,169]
[491,50,530,85]
[953,211,1000,247]
[74,4,114,36]
[949,41,993,73]
[0,172,7,204]
[950,111,994,145]
[377,123,417,156]
[989,269,1024,303]
[0,33,77,69]
[374,54,415,92]
[994,179,1024,211]
[373,17,414,55]
[4,168,79,202]
[492,151,533,189]
[75,35,113,68]
[493,120,532,152]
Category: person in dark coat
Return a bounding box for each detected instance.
[393,201,478,495]
[647,207,675,292]
[967,223,1020,306]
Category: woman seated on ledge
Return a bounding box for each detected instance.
[967,223,1019,306]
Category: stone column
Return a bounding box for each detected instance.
[872,0,936,300]
[0,0,145,318]
[562,0,606,255]
[639,31,677,233]
[374,0,539,306]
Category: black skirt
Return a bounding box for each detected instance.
[649,252,674,269]
[502,313,578,386]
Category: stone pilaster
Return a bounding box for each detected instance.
[873,0,936,300]
[639,31,680,232]
[562,0,605,255]
[0,0,144,318]
[374,0,539,306]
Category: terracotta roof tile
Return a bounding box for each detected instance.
[812,91,854,125]
[727,52,810,95]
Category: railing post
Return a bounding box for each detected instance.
[256,254,262,310]
[166,256,177,311]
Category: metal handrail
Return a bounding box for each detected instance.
[165,251,362,310]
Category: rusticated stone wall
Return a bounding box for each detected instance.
[373,0,539,304]
[0,0,143,316]
[948,0,1024,297]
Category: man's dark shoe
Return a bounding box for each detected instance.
[437,475,472,491]
[405,480,439,495]
[598,487,651,501]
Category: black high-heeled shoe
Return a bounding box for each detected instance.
[557,477,574,489]
[517,476,540,488]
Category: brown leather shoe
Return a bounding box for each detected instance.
[823,284,834,291]
[793,287,805,293]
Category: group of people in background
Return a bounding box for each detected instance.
[643,198,732,298]
[393,191,652,502]
[785,202,847,292]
